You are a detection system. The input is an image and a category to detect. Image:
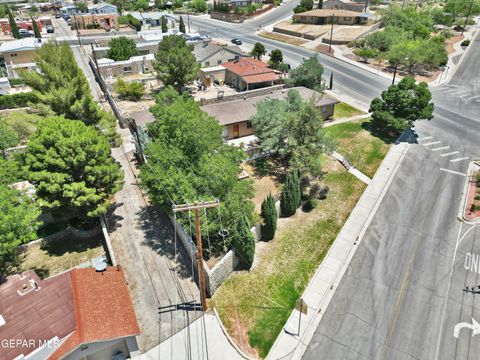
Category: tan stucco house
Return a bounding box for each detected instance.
[0,38,45,78]
[202,86,339,140]
[293,9,368,25]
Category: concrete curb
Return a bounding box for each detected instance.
[266,130,413,360]
[458,160,480,225]
[213,308,256,360]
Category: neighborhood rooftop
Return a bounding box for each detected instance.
[295,8,368,17]
[0,38,44,53]
[201,86,339,126]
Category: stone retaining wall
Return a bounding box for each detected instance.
[18,226,101,251]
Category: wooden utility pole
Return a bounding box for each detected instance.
[173,200,219,311]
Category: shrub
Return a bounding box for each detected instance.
[461,39,471,46]
[318,185,329,200]
[260,193,277,241]
[232,215,255,269]
[353,48,378,62]
[0,92,38,110]
[293,5,308,13]
[8,78,25,87]
[280,171,301,217]
[114,78,145,101]
[302,198,317,212]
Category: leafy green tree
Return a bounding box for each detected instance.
[369,76,434,133]
[285,55,326,92]
[31,17,41,38]
[161,15,168,32]
[25,117,123,219]
[250,42,266,60]
[300,0,313,10]
[21,42,119,145]
[365,28,400,52]
[0,5,9,18]
[179,15,186,33]
[134,0,149,10]
[268,49,283,69]
[190,0,208,12]
[261,193,277,241]
[155,0,167,9]
[153,35,199,92]
[107,36,139,61]
[0,185,41,276]
[2,110,41,141]
[114,78,145,101]
[232,215,255,268]
[0,157,24,185]
[8,10,20,39]
[317,0,323,9]
[0,120,19,158]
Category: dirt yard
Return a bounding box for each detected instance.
[272,21,331,39]
[242,161,282,213]
[259,31,309,46]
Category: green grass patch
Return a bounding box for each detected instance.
[325,119,393,178]
[333,102,366,119]
[210,169,366,357]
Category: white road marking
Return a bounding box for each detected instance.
[418,136,433,141]
[440,168,467,176]
[432,146,450,152]
[450,157,470,163]
[466,95,480,101]
[423,141,442,146]
[441,151,460,157]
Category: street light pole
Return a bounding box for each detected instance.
[328,14,334,53]
[392,62,398,85]
[462,0,474,35]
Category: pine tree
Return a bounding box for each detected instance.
[291,170,301,209]
[161,15,168,33]
[31,17,41,38]
[232,215,255,269]
[179,16,185,33]
[8,10,20,39]
[280,171,301,217]
[261,193,277,241]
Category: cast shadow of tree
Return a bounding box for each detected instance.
[136,204,197,282]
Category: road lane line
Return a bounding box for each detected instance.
[418,136,433,141]
[423,141,442,146]
[440,168,467,176]
[466,95,480,101]
[432,146,451,152]
[441,151,460,157]
[450,157,470,163]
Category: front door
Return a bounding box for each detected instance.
[233,124,240,138]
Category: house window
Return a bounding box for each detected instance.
[123,66,132,73]
[11,53,17,57]
[205,61,210,66]
[217,59,222,65]
[321,105,328,113]
[246,121,252,128]
[344,17,351,21]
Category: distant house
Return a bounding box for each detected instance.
[138,28,180,41]
[202,86,339,140]
[60,4,82,16]
[322,0,366,12]
[222,57,281,91]
[71,13,119,30]
[124,11,176,28]
[193,42,247,68]
[0,267,140,360]
[88,2,118,14]
[97,53,155,79]
[293,9,369,25]
[229,0,262,7]
[0,38,45,78]
[0,17,49,35]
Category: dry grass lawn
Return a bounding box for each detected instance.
[258,31,309,46]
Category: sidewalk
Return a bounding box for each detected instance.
[323,113,371,128]
[331,151,371,185]
[266,130,413,360]
[137,310,252,360]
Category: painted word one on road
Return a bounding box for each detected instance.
[454,318,480,338]
[464,253,480,273]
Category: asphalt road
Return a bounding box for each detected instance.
[187,6,480,359]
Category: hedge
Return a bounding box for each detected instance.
[0,92,38,110]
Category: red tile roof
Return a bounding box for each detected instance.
[0,271,76,360]
[49,267,140,360]
[243,72,280,84]
[222,58,279,83]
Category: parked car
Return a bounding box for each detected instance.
[19,29,33,37]
[231,38,242,45]
[46,25,54,33]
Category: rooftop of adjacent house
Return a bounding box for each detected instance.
[325,0,365,5]
[0,271,76,360]
[0,38,44,53]
[294,8,368,17]
[193,42,245,63]
[124,11,176,21]
[88,2,117,10]
[98,53,155,66]
[0,267,140,360]
[202,86,339,126]
[138,28,181,41]
[222,58,275,77]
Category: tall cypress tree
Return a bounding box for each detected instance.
[280,171,301,217]
[232,215,255,269]
[291,170,301,209]
[161,15,168,33]
[179,16,185,33]
[8,10,20,39]
[261,193,277,241]
[32,17,41,38]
